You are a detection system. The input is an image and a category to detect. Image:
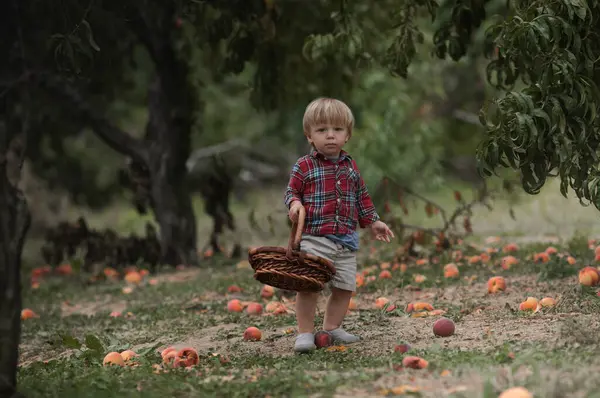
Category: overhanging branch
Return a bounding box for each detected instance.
[36,73,148,164]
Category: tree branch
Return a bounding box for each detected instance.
[35,73,148,164]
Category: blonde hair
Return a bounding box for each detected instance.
[302,97,355,137]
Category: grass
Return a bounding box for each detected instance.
[16,179,600,397]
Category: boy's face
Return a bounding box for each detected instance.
[306,124,349,158]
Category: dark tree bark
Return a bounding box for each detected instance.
[0,113,31,397]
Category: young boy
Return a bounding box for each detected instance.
[284,97,394,352]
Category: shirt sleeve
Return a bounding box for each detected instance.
[354,162,380,228]
[284,160,305,209]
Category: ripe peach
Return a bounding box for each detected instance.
[545,246,558,255]
[567,256,576,265]
[413,274,426,283]
[103,267,119,279]
[502,243,518,253]
[227,299,244,312]
[227,285,242,293]
[480,252,491,263]
[260,285,275,298]
[273,303,288,315]
[314,331,334,348]
[401,356,428,369]
[393,343,410,353]
[56,263,73,275]
[405,302,434,313]
[120,350,137,363]
[246,302,263,315]
[265,301,281,313]
[501,255,519,270]
[432,318,455,337]
[162,350,178,365]
[21,308,39,320]
[380,262,391,270]
[468,255,481,264]
[487,276,506,294]
[124,271,142,284]
[443,263,459,278]
[243,326,262,341]
[518,297,540,312]
[103,352,125,367]
[375,297,390,309]
[161,346,176,358]
[578,266,599,286]
[539,297,556,307]
[533,252,550,263]
[379,270,392,279]
[498,386,533,398]
[175,348,199,367]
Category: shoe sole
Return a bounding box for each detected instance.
[294,345,316,353]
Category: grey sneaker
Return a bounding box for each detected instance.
[327,327,360,344]
[294,332,316,353]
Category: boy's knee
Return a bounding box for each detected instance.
[330,286,353,296]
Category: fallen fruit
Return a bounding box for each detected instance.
[401,356,428,369]
[243,326,262,341]
[487,276,506,294]
[314,331,334,348]
[443,263,459,278]
[261,285,275,298]
[518,297,540,312]
[174,347,199,367]
[393,343,410,353]
[120,350,137,364]
[498,386,533,398]
[539,297,556,307]
[578,266,599,286]
[227,299,244,312]
[21,308,39,320]
[246,302,263,315]
[432,317,455,337]
[103,352,125,367]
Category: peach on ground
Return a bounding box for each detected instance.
[56,263,73,275]
[260,285,275,298]
[567,256,576,265]
[162,350,178,365]
[498,386,533,398]
[120,350,137,363]
[246,302,263,315]
[401,356,428,369]
[413,274,426,283]
[243,326,262,341]
[375,297,390,309]
[480,252,491,263]
[539,297,556,307]
[393,343,410,353]
[501,255,519,270]
[533,252,550,263]
[443,263,459,278]
[487,276,506,293]
[415,259,428,266]
[405,302,434,313]
[314,331,333,348]
[124,271,142,284]
[502,243,518,253]
[161,347,176,357]
[227,299,244,312]
[519,297,540,312]
[432,318,455,337]
[21,308,38,320]
[109,311,122,318]
[380,262,391,270]
[379,270,392,279]
[175,348,199,367]
[103,352,125,367]
[227,285,242,293]
[468,255,481,264]
[545,246,558,255]
[578,266,600,286]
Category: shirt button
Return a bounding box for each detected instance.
[337,181,341,185]
[337,199,340,203]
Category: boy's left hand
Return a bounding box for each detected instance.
[370,220,394,243]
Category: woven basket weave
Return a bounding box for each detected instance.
[248,206,336,292]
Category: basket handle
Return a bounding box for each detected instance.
[286,204,306,258]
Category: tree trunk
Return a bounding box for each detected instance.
[144,62,198,266]
[0,124,30,397]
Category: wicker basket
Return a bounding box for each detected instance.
[248,206,336,292]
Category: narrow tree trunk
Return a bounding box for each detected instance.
[0,125,30,397]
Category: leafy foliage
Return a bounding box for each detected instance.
[476,0,600,208]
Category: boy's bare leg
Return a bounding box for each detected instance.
[294,291,320,352]
[323,286,360,343]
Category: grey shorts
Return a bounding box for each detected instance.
[299,234,357,292]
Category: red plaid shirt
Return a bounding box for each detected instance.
[284,150,380,235]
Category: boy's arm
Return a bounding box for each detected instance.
[284,160,305,208]
[354,163,380,228]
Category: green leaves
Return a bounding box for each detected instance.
[477,0,600,210]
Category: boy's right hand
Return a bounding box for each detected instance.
[288,201,303,223]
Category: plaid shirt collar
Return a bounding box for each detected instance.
[309,149,352,161]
